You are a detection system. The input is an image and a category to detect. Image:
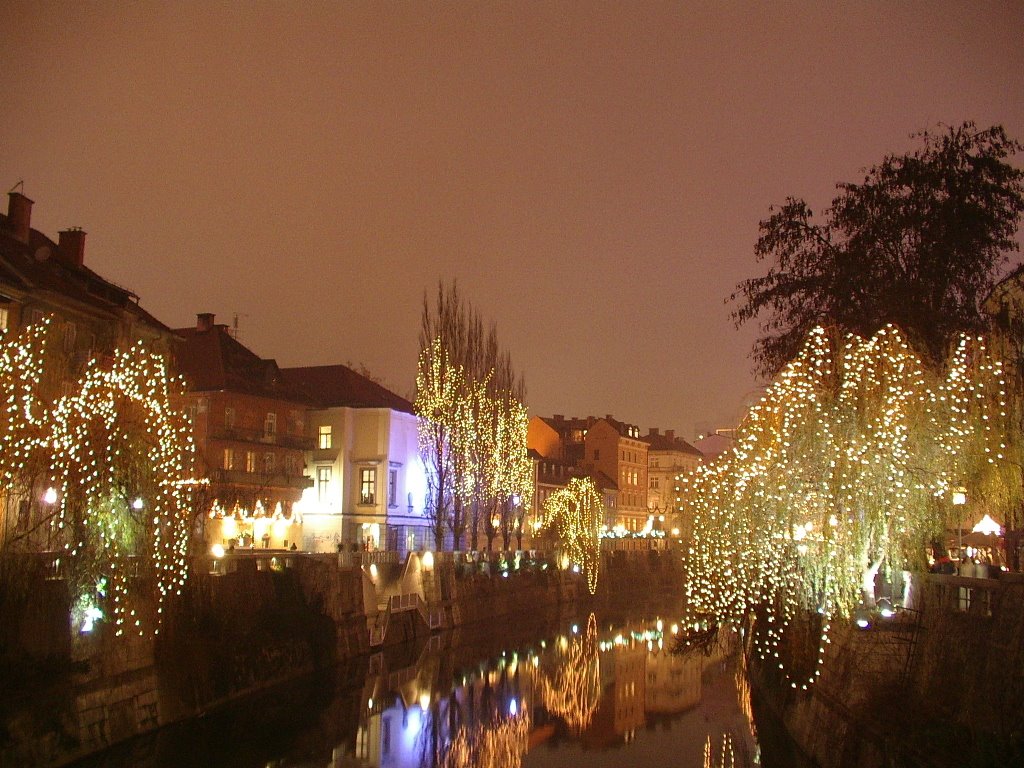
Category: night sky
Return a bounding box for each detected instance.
[3,2,1022,438]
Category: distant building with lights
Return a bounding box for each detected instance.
[280,364,429,555]
[530,449,617,536]
[172,313,312,549]
[0,190,173,550]
[528,414,649,532]
[640,428,701,535]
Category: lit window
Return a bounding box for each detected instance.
[0,306,8,331]
[319,425,332,449]
[246,451,256,473]
[223,448,234,470]
[360,468,376,505]
[317,466,331,502]
[264,412,277,438]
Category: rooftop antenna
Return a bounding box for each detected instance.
[230,312,248,341]
[9,180,24,194]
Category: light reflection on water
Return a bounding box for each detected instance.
[75,605,771,768]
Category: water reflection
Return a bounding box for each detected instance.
[354,612,757,768]
[75,607,769,768]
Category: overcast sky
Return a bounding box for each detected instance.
[3,1,1022,438]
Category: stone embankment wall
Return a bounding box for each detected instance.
[752,572,1024,768]
[7,547,676,767]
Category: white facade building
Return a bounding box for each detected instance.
[281,365,431,555]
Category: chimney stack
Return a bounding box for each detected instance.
[648,427,659,437]
[7,191,33,244]
[665,430,675,441]
[197,312,215,332]
[58,228,86,267]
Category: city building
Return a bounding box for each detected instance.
[0,190,172,550]
[530,449,617,536]
[281,364,429,555]
[641,427,702,536]
[528,414,649,532]
[172,313,311,550]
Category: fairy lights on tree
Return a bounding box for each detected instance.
[541,478,603,594]
[416,280,529,551]
[49,344,198,637]
[681,325,1006,688]
[0,318,198,639]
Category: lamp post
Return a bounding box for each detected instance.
[952,487,967,559]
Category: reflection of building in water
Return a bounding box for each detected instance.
[581,640,646,748]
[646,649,702,715]
[351,646,535,768]
[342,614,724,766]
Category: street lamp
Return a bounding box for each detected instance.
[953,487,967,558]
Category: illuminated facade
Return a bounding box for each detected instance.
[529,414,650,531]
[173,314,312,548]
[281,364,429,555]
[641,428,701,536]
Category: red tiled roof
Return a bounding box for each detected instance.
[280,364,413,414]
[172,324,306,402]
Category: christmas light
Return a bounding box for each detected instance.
[680,325,1007,686]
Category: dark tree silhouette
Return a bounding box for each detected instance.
[732,122,1024,378]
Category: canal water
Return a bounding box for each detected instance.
[73,599,805,768]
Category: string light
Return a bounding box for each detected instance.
[1,318,198,638]
[540,478,603,594]
[680,325,1006,687]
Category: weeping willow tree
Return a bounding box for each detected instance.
[540,477,603,594]
[682,325,1007,688]
[49,344,198,637]
[0,316,199,641]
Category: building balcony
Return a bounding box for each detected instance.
[210,468,313,490]
[210,425,315,450]
[311,447,341,463]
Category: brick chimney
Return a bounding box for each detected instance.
[648,427,659,437]
[196,312,215,332]
[58,228,86,267]
[665,430,675,441]
[7,191,33,244]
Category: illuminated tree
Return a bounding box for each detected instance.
[541,477,603,594]
[416,336,463,550]
[48,345,199,637]
[732,122,1024,377]
[0,320,198,640]
[0,320,57,551]
[416,280,528,551]
[681,325,1006,688]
